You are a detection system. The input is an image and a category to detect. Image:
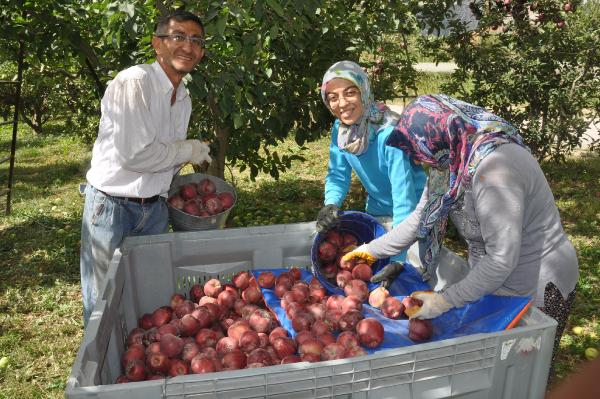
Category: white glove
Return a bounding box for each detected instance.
[409,291,452,319]
[189,139,212,165]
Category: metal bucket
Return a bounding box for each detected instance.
[167,173,237,231]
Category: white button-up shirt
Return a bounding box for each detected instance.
[86,62,193,198]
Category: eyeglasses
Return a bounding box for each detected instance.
[155,34,206,49]
[326,86,361,106]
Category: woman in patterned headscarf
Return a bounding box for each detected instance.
[316,61,427,266]
[343,94,578,368]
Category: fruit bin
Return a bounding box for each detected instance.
[66,222,557,399]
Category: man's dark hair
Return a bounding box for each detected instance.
[155,9,204,34]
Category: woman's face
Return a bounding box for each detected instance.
[325,78,364,125]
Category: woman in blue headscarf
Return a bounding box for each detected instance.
[343,94,579,368]
[316,61,427,267]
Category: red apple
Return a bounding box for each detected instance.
[151,307,172,328]
[402,296,423,318]
[182,200,201,216]
[356,318,384,348]
[160,333,183,358]
[147,352,170,374]
[203,193,223,215]
[220,350,247,370]
[368,286,389,309]
[180,183,198,200]
[125,359,146,382]
[190,354,217,374]
[216,336,239,357]
[197,178,216,195]
[189,283,204,303]
[381,297,404,319]
[344,279,369,302]
[339,310,364,332]
[203,278,223,298]
[322,343,346,360]
[408,319,434,342]
[217,192,235,209]
[257,271,276,288]
[232,271,251,290]
[168,359,189,377]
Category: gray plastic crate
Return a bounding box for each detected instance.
[66,222,556,399]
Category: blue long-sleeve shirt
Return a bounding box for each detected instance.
[324,119,427,261]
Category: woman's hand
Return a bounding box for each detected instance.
[316,204,340,233]
[340,243,377,267]
[370,262,404,288]
[409,291,452,319]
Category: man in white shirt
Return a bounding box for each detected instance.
[80,9,210,326]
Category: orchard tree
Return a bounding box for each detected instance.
[417,0,600,160]
[102,0,423,179]
[0,1,110,137]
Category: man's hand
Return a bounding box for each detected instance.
[370,262,404,288]
[316,204,340,233]
[340,243,377,267]
[189,139,212,165]
[409,291,452,319]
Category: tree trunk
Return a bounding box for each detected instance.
[206,92,229,180]
[207,124,230,179]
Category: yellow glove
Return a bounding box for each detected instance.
[340,243,377,267]
[409,290,452,319]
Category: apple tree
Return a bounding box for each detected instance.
[0,0,110,138]
[99,0,424,179]
[416,0,600,160]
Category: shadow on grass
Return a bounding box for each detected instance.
[225,175,367,227]
[0,213,82,294]
[0,121,76,149]
[543,156,600,239]
[2,160,86,202]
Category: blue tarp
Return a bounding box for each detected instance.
[251,265,532,354]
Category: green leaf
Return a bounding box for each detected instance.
[216,14,227,37]
[244,91,254,106]
[265,68,273,78]
[270,24,279,39]
[233,112,243,129]
[118,2,135,18]
[265,0,285,18]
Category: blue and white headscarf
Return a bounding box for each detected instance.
[321,60,399,155]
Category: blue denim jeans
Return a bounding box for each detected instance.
[80,185,169,326]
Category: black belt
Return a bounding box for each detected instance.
[99,189,161,205]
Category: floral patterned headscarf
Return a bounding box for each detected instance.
[321,60,399,155]
[386,94,527,269]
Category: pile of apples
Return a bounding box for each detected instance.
[367,287,433,342]
[116,268,384,384]
[167,178,235,217]
[317,228,434,343]
[257,270,385,360]
[316,229,371,284]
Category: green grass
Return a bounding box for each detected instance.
[0,118,599,397]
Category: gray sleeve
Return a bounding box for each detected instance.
[441,155,526,308]
[367,184,429,258]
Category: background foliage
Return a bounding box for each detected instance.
[417,0,600,160]
[0,1,599,398]
[1,0,597,178]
